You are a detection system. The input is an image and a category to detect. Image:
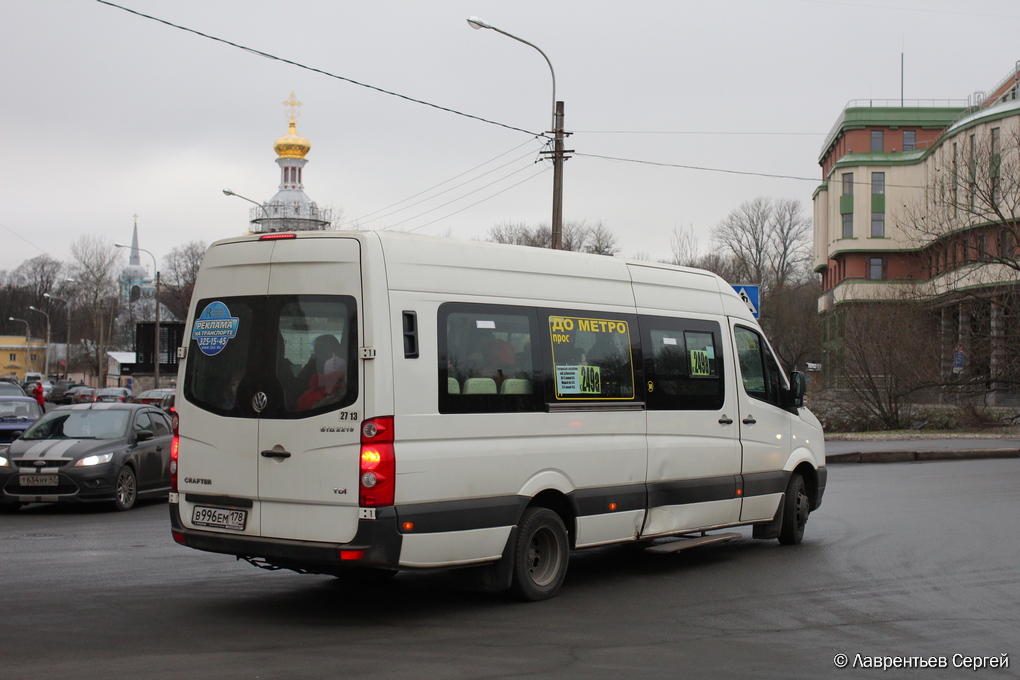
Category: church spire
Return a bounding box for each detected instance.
[130,214,142,268]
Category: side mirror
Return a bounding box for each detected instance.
[135,430,154,442]
[787,371,807,408]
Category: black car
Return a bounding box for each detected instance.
[0,403,174,512]
[48,380,84,403]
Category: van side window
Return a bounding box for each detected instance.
[642,316,724,410]
[439,304,541,413]
[734,326,783,407]
[546,313,636,401]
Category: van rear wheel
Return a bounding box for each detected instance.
[778,473,809,545]
[510,507,569,601]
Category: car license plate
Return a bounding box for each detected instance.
[20,474,58,487]
[191,505,247,531]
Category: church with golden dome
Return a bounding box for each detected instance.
[248,93,332,233]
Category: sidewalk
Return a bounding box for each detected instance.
[824,434,1020,464]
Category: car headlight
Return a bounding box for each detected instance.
[0,455,8,467]
[75,452,114,467]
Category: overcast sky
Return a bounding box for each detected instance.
[2,0,1019,274]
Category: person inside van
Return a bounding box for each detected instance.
[275,334,299,408]
[296,334,347,411]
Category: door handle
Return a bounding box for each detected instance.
[718,415,734,425]
[261,449,292,459]
[742,416,757,425]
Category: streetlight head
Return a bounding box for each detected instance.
[467,16,490,30]
[223,189,235,196]
[29,306,38,312]
[114,243,126,249]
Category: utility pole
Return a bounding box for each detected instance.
[551,101,567,250]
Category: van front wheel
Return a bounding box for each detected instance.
[778,473,809,545]
[510,507,569,601]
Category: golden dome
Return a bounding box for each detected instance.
[274,121,311,159]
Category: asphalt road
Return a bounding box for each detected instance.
[2,458,1018,679]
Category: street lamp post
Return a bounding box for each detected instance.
[27,306,50,378]
[44,292,72,380]
[467,16,567,250]
[115,244,161,389]
[223,189,271,230]
[8,317,30,378]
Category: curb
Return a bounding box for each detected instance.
[826,449,1020,464]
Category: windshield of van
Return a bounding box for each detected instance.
[184,295,358,419]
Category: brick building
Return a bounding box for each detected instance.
[814,63,1020,402]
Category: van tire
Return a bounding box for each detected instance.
[113,466,137,511]
[778,473,809,545]
[510,507,569,601]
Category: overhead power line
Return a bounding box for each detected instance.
[353,139,545,225]
[575,130,825,136]
[574,152,821,182]
[574,152,930,190]
[384,163,548,231]
[405,168,551,234]
[96,0,546,138]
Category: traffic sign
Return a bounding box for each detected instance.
[733,285,760,318]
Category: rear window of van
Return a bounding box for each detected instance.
[184,295,357,418]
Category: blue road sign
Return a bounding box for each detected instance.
[732,285,760,318]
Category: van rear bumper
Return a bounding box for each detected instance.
[169,502,402,573]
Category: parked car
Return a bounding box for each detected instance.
[159,391,177,430]
[0,383,27,398]
[68,386,96,404]
[93,387,133,403]
[22,380,53,398]
[0,396,44,454]
[0,403,175,512]
[135,388,175,405]
[48,380,84,403]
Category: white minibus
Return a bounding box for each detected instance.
[169,230,826,600]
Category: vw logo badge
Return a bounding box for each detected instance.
[252,392,268,412]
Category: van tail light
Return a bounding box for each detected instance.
[170,413,180,493]
[359,416,395,507]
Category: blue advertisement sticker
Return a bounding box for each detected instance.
[192,301,239,356]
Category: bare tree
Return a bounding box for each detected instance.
[485,220,619,255]
[666,224,701,267]
[584,221,620,256]
[712,197,812,293]
[759,279,821,373]
[11,255,65,307]
[162,241,207,320]
[67,236,121,384]
[487,221,543,247]
[829,302,942,429]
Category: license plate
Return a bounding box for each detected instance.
[191,505,247,531]
[20,475,58,487]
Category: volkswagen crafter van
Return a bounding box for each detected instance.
[169,230,826,601]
